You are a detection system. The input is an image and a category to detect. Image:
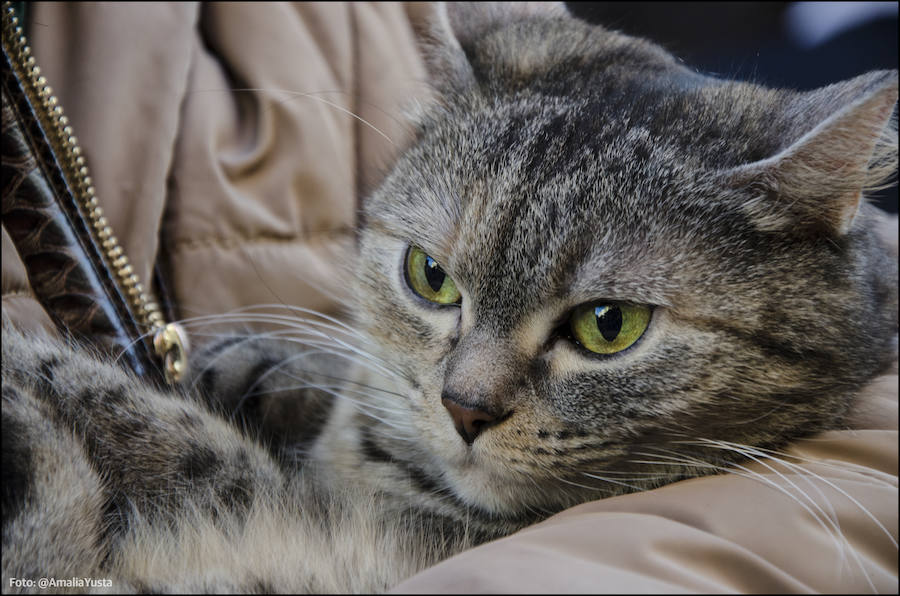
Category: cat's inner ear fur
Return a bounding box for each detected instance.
[415,1,569,95]
[726,70,898,236]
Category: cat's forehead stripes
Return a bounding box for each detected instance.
[402,105,705,316]
[376,76,810,319]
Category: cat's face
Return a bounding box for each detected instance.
[349,4,898,516]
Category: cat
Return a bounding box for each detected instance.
[2,2,897,592]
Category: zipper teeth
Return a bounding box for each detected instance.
[3,3,164,332]
[4,2,189,385]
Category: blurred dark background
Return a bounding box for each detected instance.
[566,1,899,214]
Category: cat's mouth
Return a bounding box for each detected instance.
[428,414,527,478]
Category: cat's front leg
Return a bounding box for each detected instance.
[1,325,288,591]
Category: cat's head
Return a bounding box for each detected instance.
[352,2,898,516]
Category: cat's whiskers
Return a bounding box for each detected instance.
[223,318,397,380]
[630,445,880,591]
[526,469,618,510]
[516,493,557,520]
[688,443,854,568]
[296,386,412,433]
[112,309,388,383]
[683,438,898,549]
[578,465,668,477]
[164,322,421,439]
[713,441,898,488]
[573,472,644,493]
[583,469,670,480]
[248,377,409,419]
[171,310,421,431]
[259,380,412,434]
[632,449,845,541]
[178,332,380,403]
[221,304,374,345]
[204,87,398,147]
[192,330,399,387]
[183,323,402,388]
[278,367,409,402]
[726,403,788,425]
[252,338,410,408]
[162,310,369,359]
[176,312,373,351]
[213,343,410,427]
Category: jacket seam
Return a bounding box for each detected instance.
[167,228,353,253]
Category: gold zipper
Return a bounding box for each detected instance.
[3,2,188,383]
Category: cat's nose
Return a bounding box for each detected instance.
[441,392,502,445]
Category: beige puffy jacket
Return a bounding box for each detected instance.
[2,3,897,592]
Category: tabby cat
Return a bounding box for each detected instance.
[3,2,897,593]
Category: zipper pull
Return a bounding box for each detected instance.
[153,323,190,384]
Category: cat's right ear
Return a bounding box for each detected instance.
[408,2,568,96]
[725,70,898,237]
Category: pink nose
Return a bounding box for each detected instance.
[441,396,500,445]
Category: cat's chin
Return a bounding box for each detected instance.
[421,433,556,514]
[443,458,566,515]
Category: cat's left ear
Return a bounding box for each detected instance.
[726,70,897,236]
[412,2,569,95]
[440,2,568,49]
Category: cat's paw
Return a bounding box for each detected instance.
[187,334,341,459]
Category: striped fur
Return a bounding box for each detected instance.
[3,3,897,592]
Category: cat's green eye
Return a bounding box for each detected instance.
[405,247,461,305]
[569,302,651,355]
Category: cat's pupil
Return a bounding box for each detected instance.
[595,305,623,342]
[424,256,446,292]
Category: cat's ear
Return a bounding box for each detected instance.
[441,2,568,48]
[726,70,898,236]
[412,2,569,95]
